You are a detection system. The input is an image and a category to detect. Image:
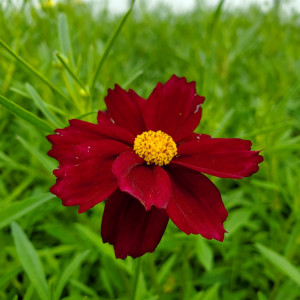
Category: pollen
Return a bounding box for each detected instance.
[133,130,177,166]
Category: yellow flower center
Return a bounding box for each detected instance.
[133,130,177,166]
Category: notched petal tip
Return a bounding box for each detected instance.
[144,74,205,142]
[166,166,228,242]
[175,137,264,179]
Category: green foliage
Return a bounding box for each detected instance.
[0,0,299,299]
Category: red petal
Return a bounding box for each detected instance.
[50,139,130,213]
[101,190,169,259]
[47,119,134,164]
[178,133,211,145]
[173,138,263,179]
[112,151,172,210]
[97,111,115,126]
[143,75,205,142]
[104,85,146,136]
[166,166,228,241]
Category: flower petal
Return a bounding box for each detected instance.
[143,75,205,142]
[101,189,169,259]
[47,119,134,164]
[50,139,130,213]
[97,111,114,126]
[178,133,211,145]
[166,166,228,241]
[112,151,172,210]
[104,84,146,136]
[173,138,263,179]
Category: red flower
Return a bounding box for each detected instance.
[47,75,263,259]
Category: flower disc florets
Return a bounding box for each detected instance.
[133,130,177,166]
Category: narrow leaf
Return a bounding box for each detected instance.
[157,254,177,284]
[0,95,53,132]
[0,194,54,229]
[0,39,69,101]
[25,83,63,127]
[55,250,90,299]
[58,13,75,68]
[55,52,87,92]
[75,224,131,274]
[90,0,136,93]
[256,243,300,286]
[17,136,57,172]
[11,222,50,300]
[195,237,213,271]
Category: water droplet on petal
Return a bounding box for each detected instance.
[194,104,202,114]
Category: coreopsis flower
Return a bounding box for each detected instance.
[47,75,263,259]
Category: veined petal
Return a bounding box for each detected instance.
[173,137,263,179]
[104,85,146,136]
[97,111,115,126]
[101,190,169,259]
[50,139,129,213]
[47,119,134,164]
[143,75,205,142]
[166,165,227,241]
[112,151,172,210]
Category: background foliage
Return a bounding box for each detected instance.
[0,0,299,299]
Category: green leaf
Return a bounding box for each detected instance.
[58,13,75,68]
[195,237,213,271]
[201,283,220,300]
[0,266,22,289]
[55,52,87,92]
[69,278,98,297]
[55,250,90,299]
[256,243,300,286]
[157,254,177,284]
[11,222,50,300]
[90,0,136,93]
[25,83,63,128]
[226,208,253,235]
[75,223,131,274]
[0,95,53,132]
[0,39,69,101]
[0,194,54,229]
[16,136,57,172]
[257,291,268,300]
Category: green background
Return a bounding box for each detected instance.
[0,0,299,299]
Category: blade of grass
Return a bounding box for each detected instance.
[10,87,66,116]
[55,250,90,300]
[157,254,177,284]
[25,83,64,128]
[0,95,54,132]
[58,13,75,68]
[11,222,50,300]
[0,39,69,101]
[209,0,225,32]
[90,0,136,93]
[69,278,98,297]
[55,52,87,92]
[16,136,57,172]
[0,194,54,229]
[75,223,131,274]
[0,266,23,289]
[256,243,300,286]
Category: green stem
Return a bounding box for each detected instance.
[55,52,87,92]
[131,258,142,300]
[90,0,136,95]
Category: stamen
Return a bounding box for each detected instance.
[133,130,177,166]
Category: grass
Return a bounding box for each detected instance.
[0,0,299,299]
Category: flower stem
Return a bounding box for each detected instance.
[131,257,142,300]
